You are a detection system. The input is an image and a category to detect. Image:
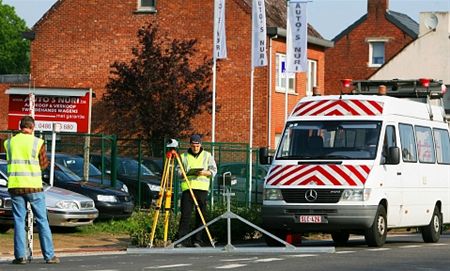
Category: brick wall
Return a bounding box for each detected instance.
[325,9,414,95]
[28,0,326,147]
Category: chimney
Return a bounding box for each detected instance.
[367,0,389,18]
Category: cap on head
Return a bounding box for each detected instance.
[190,134,202,144]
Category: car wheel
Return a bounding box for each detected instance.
[421,206,442,243]
[365,205,387,247]
[331,232,350,246]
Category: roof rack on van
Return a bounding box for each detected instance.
[351,79,445,99]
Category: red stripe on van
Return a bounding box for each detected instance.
[265,164,372,186]
[292,100,383,117]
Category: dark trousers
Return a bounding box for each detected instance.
[177,189,208,244]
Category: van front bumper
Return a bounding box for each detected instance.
[262,204,378,233]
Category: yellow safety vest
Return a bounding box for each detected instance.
[181,151,211,192]
[4,133,44,189]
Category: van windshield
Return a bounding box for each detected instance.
[276,121,382,160]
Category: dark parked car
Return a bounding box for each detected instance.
[142,157,164,177]
[215,162,269,204]
[51,153,129,193]
[42,163,134,219]
[88,154,162,208]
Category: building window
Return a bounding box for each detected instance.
[368,40,386,67]
[275,53,295,93]
[307,59,317,96]
[137,0,156,12]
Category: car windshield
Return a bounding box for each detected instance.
[118,158,155,177]
[276,120,382,160]
[0,164,7,176]
[51,164,83,183]
[56,156,102,176]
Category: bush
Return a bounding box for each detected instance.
[128,209,179,247]
[208,203,262,243]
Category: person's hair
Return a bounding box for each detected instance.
[20,116,35,129]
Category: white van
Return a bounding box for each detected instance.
[260,81,450,247]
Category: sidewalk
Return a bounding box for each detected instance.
[0,230,129,259]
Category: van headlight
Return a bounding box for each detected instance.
[264,188,283,200]
[340,188,371,201]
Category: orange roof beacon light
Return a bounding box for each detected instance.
[419,78,431,88]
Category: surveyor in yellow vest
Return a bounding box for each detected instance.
[176,134,217,247]
[4,116,59,264]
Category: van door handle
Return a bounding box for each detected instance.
[397,172,402,176]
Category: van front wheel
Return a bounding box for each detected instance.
[365,205,387,247]
[421,206,442,243]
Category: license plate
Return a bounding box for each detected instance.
[299,215,323,223]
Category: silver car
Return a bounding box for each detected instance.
[0,160,98,227]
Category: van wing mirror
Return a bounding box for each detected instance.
[259,147,273,165]
[386,146,400,165]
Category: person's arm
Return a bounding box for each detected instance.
[39,143,50,170]
[200,152,217,177]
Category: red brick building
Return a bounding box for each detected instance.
[325,0,418,95]
[2,0,332,148]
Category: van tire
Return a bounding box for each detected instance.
[331,232,350,246]
[365,205,387,247]
[421,206,442,243]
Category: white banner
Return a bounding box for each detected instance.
[286,0,308,73]
[252,0,267,67]
[214,0,227,59]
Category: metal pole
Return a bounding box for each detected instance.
[212,0,218,143]
[249,69,254,206]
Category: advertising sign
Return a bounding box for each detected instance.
[7,93,90,133]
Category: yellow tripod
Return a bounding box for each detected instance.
[149,148,215,248]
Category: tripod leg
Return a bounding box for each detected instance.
[174,152,215,247]
[162,157,175,246]
[149,156,171,247]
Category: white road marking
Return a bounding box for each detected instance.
[400,245,421,248]
[253,258,284,262]
[144,263,192,269]
[430,243,448,246]
[286,254,318,257]
[335,251,356,254]
[215,263,248,269]
[367,248,391,251]
[220,257,258,262]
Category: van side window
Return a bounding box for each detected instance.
[382,125,396,160]
[433,128,450,164]
[399,124,417,162]
[415,126,435,163]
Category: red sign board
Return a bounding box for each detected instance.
[8,94,90,133]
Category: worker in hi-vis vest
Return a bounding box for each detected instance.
[176,134,217,247]
[4,116,59,264]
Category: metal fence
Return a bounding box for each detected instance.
[0,131,264,212]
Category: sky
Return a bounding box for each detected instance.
[3,0,450,40]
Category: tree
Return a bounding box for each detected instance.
[0,1,29,74]
[103,24,213,144]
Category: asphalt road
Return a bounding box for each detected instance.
[1,232,449,271]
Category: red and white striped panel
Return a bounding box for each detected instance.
[291,99,383,117]
[266,164,372,187]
